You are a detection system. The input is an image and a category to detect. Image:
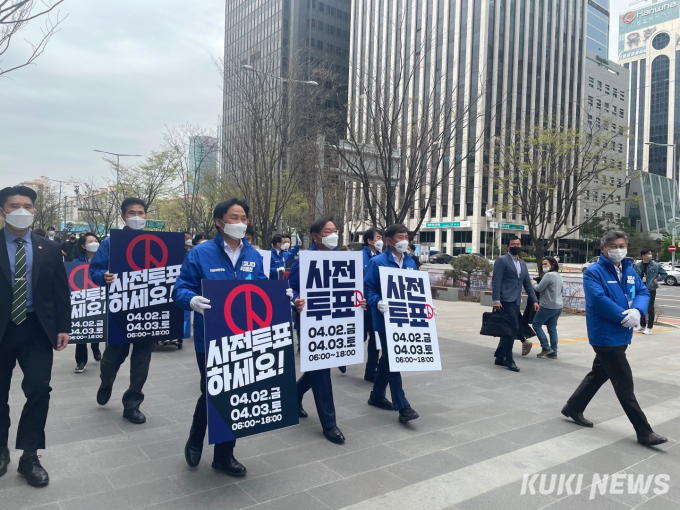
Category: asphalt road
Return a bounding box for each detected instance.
[656,283,680,320]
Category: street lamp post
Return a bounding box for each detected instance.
[240,65,318,232]
[93,150,142,228]
[645,142,677,267]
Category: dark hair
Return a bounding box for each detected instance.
[543,256,559,272]
[33,228,46,237]
[0,186,37,208]
[246,224,255,237]
[640,248,653,256]
[213,198,249,219]
[310,216,334,235]
[408,244,416,251]
[192,233,207,245]
[68,232,76,239]
[507,235,521,246]
[183,231,192,236]
[384,224,409,239]
[271,234,283,246]
[363,227,384,246]
[48,226,56,231]
[79,232,99,246]
[120,197,147,215]
[281,232,292,240]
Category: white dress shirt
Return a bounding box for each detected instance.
[224,240,243,266]
[394,253,404,268]
[513,256,521,277]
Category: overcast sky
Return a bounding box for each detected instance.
[0,0,223,192]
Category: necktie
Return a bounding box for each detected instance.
[11,238,27,325]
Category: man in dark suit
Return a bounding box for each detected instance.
[0,186,70,488]
[46,226,61,245]
[491,235,539,372]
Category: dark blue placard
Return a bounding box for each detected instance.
[107,230,184,346]
[65,261,107,344]
[202,279,298,442]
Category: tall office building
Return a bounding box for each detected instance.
[221,0,352,169]
[344,0,591,257]
[587,0,610,57]
[189,136,219,193]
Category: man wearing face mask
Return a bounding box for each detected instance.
[46,226,61,245]
[361,228,383,382]
[562,231,668,447]
[364,224,420,423]
[633,249,667,335]
[289,217,347,444]
[89,197,153,424]
[0,186,71,488]
[172,198,267,476]
[269,234,288,280]
[184,232,193,252]
[491,236,539,372]
[281,234,301,265]
[61,233,77,261]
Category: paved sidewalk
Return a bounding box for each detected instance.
[2,302,680,509]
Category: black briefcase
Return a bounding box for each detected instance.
[480,309,517,338]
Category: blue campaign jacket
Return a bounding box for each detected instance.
[270,244,301,279]
[75,254,91,263]
[289,243,343,300]
[171,236,267,353]
[584,255,650,347]
[364,249,417,333]
[282,243,300,265]
[89,236,112,287]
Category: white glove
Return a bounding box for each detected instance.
[432,304,438,317]
[286,288,294,301]
[277,267,285,273]
[297,235,303,246]
[377,301,389,314]
[190,296,212,315]
[621,308,641,329]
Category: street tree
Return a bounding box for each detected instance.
[32,182,61,228]
[0,0,66,78]
[494,116,632,270]
[70,179,118,236]
[444,255,493,297]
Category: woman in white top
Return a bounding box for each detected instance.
[532,256,564,359]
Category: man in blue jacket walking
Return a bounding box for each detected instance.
[361,227,383,381]
[270,234,300,280]
[172,198,267,476]
[364,224,420,423]
[562,231,668,447]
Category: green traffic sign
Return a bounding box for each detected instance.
[424,221,471,228]
[145,220,166,230]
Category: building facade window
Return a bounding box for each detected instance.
[649,55,670,176]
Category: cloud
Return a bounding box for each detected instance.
[0,0,223,189]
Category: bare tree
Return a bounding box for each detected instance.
[32,181,60,228]
[70,178,118,237]
[220,53,326,247]
[494,114,632,271]
[0,0,66,77]
[327,23,490,233]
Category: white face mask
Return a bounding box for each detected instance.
[281,242,291,251]
[2,208,34,230]
[85,242,100,253]
[393,240,409,254]
[125,216,146,230]
[221,221,247,240]
[48,230,56,236]
[185,239,193,246]
[606,248,627,264]
[373,240,384,251]
[321,232,339,249]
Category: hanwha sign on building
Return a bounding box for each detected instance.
[622,11,635,24]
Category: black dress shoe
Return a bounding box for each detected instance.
[398,406,419,423]
[17,453,49,488]
[299,406,308,418]
[96,384,112,405]
[74,362,85,374]
[184,440,202,467]
[338,366,347,373]
[123,407,146,424]
[494,358,505,366]
[92,349,102,362]
[367,395,394,410]
[212,455,247,477]
[503,359,520,372]
[0,447,9,477]
[323,426,346,444]
[561,405,593,427]
[637,432,669,447]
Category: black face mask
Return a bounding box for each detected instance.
[69,239,76,243]
[509,246,522,256]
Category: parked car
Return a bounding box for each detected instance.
[664,268,680,286]
[429,253,454,264]
[582,257,599,272]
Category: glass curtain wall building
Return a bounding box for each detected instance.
[587,0,610,57]
[344,0,589,256]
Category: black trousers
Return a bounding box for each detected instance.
[0,313,53,451]
[641,290,656,329]
[297,369,336,429]
[99,341,153,409]
[75,342,101,365]
[494,301,521,360]
[364,312,379,376]
[566,345,652,436]
[189,352,235,462]
[372,333,410,411]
